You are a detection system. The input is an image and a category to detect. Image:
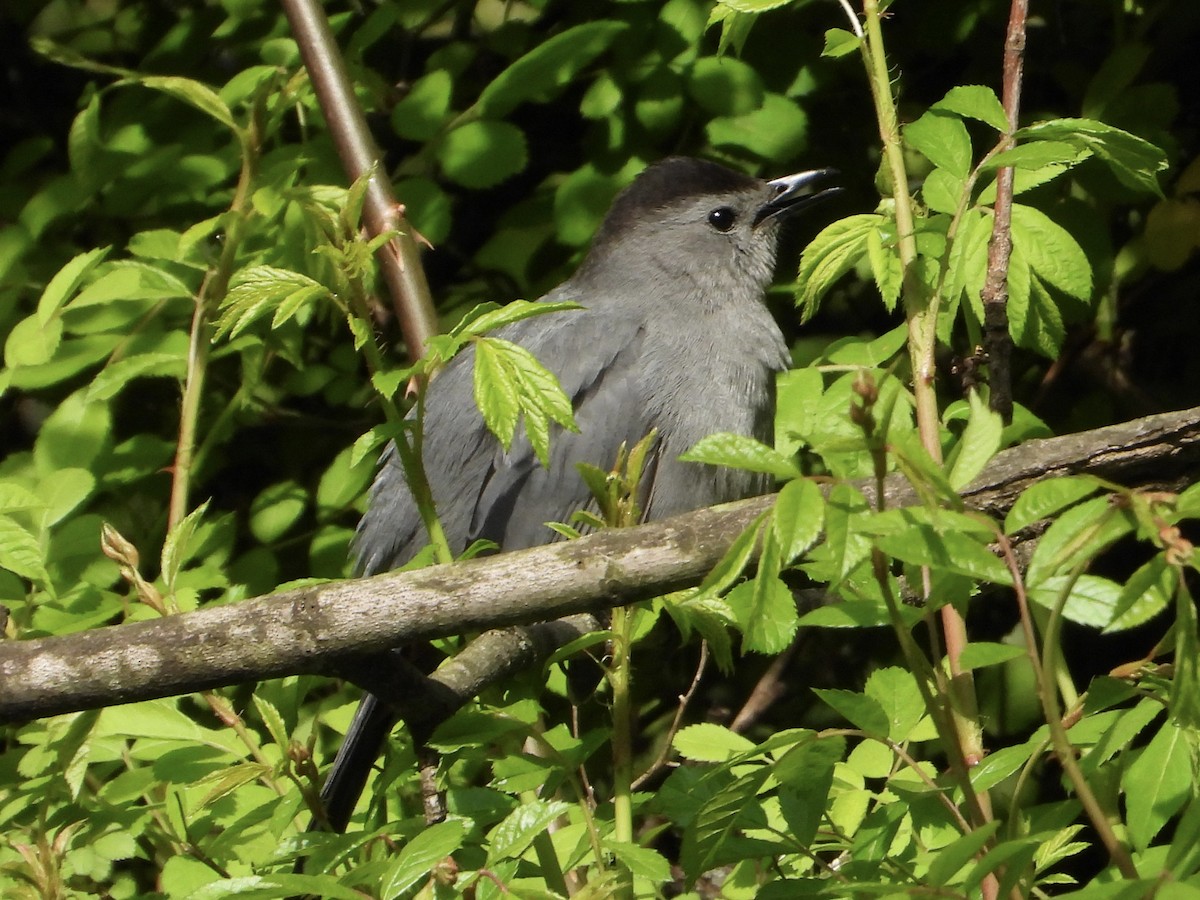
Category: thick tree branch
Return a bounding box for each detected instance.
[2,405,1199,724]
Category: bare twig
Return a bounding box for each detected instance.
[980,0,1030,425]
[632,641,709,789]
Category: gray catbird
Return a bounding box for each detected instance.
[320,156,839,830]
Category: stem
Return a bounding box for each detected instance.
[168,120,259,531]
[609,604,635,899]
[980,0,1030,424]
[994,528,1139,878]
[281,0,439,361]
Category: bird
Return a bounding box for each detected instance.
[319,156,840,831]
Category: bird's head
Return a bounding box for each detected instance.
[575,157,840,309]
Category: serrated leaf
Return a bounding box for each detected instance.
[215,266,331,341]
[382,819,467,898]
[0,515,49,584]
[796,214,882,319]
[866,221,903,307]
[604,840,672,883]
[674,723,756,762]
[946,390,1003,489]
[1025,496,1135,589]
[821,27,861,58]
[87,352,187,401]
[1123,720,1193,850]
[1005,475,1104,534]
[932,85,1010,132]
[1010,204,1093,301]
[923,167,966,216]
[37,246,111,325]
[1028,574,1124,629]
[875,524,1013,586]
[487,799,570,863]
[190,874,366,900]
[1106,556,1176,632]
[926,821,1002,887]
[679,766,772,880]
[127,75,238,132]
[772,477,824,565]
[680,432,800,480]
[729,542,797,654]
[1019,117,1168,195]
[983,140,1086,171]
[905,111,973,178]
[812,688,889,736]
[475,21,628,118]
[473,340,523,451]
[162,500,210,594]
[5,314,64,368]
[864,667,926,742]
[454,299,581,339]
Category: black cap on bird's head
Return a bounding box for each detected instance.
[577,157,841,294]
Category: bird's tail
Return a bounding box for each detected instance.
[318,693,398,832]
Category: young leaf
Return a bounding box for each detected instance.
[1122,720,1193,850]
[1105,555,1176,632]
[161,500,211,594]
[1010,203,1093,302]
[381,819,467,898]
[215,266,331,341]
[772,477,825,564]
[680,432,800,480]
[128,75,239,133]
[821,28,861,58]
[796,214,883,320]
[1024,496,1135,589]
[932,84,1010,133]
[673,723,756,762]
[486,799,571,863]
[1005,475,1104,534]
[946,390,1003,489]
[1018,117,1168,195]
[37,246,111,325]
[453,299,581,339]
[812,688,890,736]
[864,667,926,742]
[905,111,973,178]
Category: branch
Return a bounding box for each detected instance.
[3,405,1200,723]
[980,0,1030,424]
[281,0,439,359]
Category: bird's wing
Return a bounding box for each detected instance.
[352,298,656,572]
[468,310,656,549]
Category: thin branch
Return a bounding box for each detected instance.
[3,406,1200,723]
[633,641,708,789]
[980,0,1030,425]
[281,0,439,360]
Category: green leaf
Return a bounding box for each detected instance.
[381,819,466,898]
[1005,475,1104,534]
[487,799,571,863]
[922,168,965,216]
[1010,203,1093,301]
[1106,556,1176,632]
[688,56,764,117]
[875,524,1013,586]
[603,840,672,883]
[679,766,772,880]
[692,510,769,600]
[87,352,187,402]
[126,75,239,133]
[812,688,889,736]
[0,515,49,585]
[1028,574,1123,629]
[1019,117,1168,195]
[390,70,453,141]
[905,111,973,178]
[674,723,756,762]
[679,432,799,480]
[772,477,824,565]
[796,214,883,320]
[715,0,792,12]
[39,467,95,528]
[215,266,331,341]
[821,28,862,59]
[439,119,528,189]
[864,667,926,742]
[162,501,210,593]
[5,314,64,368]
[983,140,1086,171]
[1123,720,1193,850]
[1025,496,1135,589]
[706,93,807,163]
[249,482,308,544]
[957,642,1025,670]
[946,390,1003,489]
[452,299,581,339]
[970,741,1038,792]
[190,874,366,900]
[475,21,628,118]
[729,549,797,655]
[932,84,1010,132]
[866,220,903,306]
[37,246,110,325]
[926,821,1002,887]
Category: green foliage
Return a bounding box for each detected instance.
[1,0,1198,896]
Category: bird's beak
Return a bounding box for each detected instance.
[753,168,842,227]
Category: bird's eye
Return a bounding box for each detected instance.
[707,206,737,233]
